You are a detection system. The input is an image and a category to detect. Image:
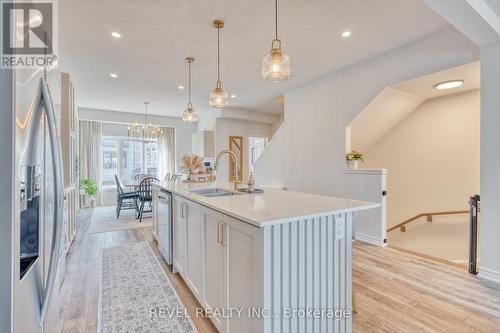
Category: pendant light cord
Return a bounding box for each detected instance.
[217,26,221,82]
[275,0,278,40]
[188,60,192,103]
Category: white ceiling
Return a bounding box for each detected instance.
[392,61,480,99]
[350,61,480,152]
[350,87,425,152]
[59,0,450,118]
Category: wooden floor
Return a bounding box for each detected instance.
[353,243,500,332]
[59,209,500,333]
[59,209,218,333]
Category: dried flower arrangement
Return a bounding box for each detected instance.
[181,155,204,177]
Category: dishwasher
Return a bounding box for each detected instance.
[157,189,173,265]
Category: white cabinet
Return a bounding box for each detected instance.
[152,188,159,240]
[192,130,215,158]
[173,195,204,301]
[173,195,187,276]
[63,185,77,255]
[60,72,77,188]
[174,200,262,333]
[223,215,262,333]
[201,207,226,331]
[184,199,204,301]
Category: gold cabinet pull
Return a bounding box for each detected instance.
[218,221,225,245]
[180,203,185,218]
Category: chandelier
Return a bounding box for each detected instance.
[128,102,162,142]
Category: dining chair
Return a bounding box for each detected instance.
[169,174,178,182]
[137,177,160,222]
[134,174,149,181]
[114,175,139,219]
[163,173,171,182]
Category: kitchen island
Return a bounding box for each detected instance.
[152,181,379,333]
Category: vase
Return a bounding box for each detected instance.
[186,170,192,181]
[347,160,359,169]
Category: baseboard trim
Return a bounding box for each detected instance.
[355,232,386,247]
[478,267,500,285]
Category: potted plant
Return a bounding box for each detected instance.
[346,151,364,169]
[80,178,98,207]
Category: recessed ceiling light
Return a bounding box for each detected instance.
[109,73,118,78]
[231,94,236,99]
[435,80,464,90]
[178,85,184,90]
[111,32,121,38]
[342,31,351,38]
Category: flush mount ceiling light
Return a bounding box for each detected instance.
[262,0,291,82]
[111,32,121,38]
[231,94,236,99]
[183,57,198,122]
[435,80,464,90]
[209,20,229,109]
[178,85,185,90]
[109,73,118,78]
[342,31,351,38]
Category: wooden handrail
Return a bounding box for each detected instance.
[387,209,474,233]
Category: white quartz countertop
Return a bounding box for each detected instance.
[153,181,380,228]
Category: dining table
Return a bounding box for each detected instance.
[123,180,141,189]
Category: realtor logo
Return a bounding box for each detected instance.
[1,0,58,68]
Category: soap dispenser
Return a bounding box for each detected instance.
[248,166,256,193]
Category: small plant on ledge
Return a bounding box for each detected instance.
[80,178,98,207]
[346,150,364,169]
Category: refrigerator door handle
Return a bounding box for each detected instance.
[38,78,64,325]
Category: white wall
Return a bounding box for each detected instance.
[79,107,196,169]
[254,28,478,244]
[271,113,284,136]
[350,87,425,152]
[197,110,219,132]
[215,118,272,183]
[479,42,500,283]
[363,90,480,228]
[255,28,478,191]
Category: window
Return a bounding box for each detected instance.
[145,142,158,175]
[120,139,143,184]
[249,137,268,166]
[102,137,118,186]
[102,136,158,186]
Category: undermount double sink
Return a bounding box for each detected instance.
[190,187,264,197]
[190,188,240,197]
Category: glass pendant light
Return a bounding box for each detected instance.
[262,0,290,81]
[209,20,229,109]
[182,57,198,122]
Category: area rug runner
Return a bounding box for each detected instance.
[98,241,197,332]
[88,206,153,234]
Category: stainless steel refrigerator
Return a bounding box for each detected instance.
[1,65,64,331]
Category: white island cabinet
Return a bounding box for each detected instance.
[156,182,380,333]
